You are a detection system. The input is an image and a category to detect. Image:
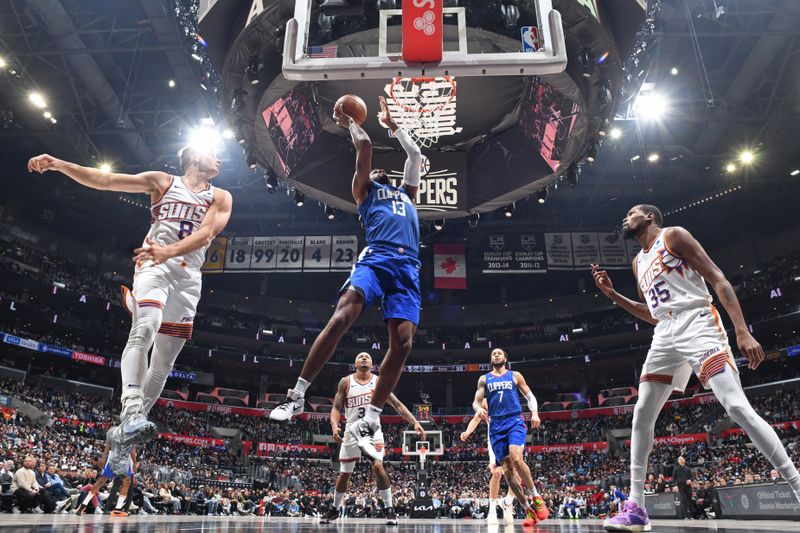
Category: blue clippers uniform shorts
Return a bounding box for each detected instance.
[488,413,527,466]
[102,459,132,479]
[340,244,421,325]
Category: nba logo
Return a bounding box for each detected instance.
[520,26,539,52]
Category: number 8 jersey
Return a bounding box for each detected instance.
[634,228,712,320]
[147,176,215,270]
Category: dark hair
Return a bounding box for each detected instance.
[635,204,663,227]
[494,348,509,362]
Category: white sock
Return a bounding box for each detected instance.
[333,491,345,508]
[708,371,800,496]
[529,483,540,497]
[629,381,673,506]
[379,488,392,508]
[142,333,185,415]
[504,493,514,507]
[115,496,125,509]
[293,377,310,396]
[364,405,382,424]
[489,499,497,516]
[82,493,93,506]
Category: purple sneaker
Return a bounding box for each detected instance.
[603,501,651,532]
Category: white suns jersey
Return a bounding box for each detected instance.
[635,228,712,320]
[344,373,377,425]
[146,176,214,270]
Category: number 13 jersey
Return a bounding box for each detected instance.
[634,227,712,321]
[147,176,215,270]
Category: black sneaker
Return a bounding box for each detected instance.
[320,508,340,524]
[386,506,398,526]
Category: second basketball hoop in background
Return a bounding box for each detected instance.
[335,94,367,125]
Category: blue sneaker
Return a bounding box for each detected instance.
[603,501,651,532]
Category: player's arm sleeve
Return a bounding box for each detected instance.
[394,128,421,187]
[524,391,538,413]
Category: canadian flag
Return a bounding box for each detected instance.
[434,243,466,289]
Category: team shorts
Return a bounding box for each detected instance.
[338,424,385,473]
[340,245,421,325]
[101,459,131,479]
[132,260,202,339]
[641,305,739,392]
[488,414,527,466]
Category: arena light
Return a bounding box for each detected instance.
[433,219,445,231]
[670,67,678,76]
[504,203,516,217]
[28,91,47,109]
[739,150,754,164]
[43,111,52,119]
[630,155,640,162]
[0,57,6,69]
[647,153,659,163]
[246,151,258,170]
[633,88,668,121]
[49,117,57,124]
[265,170,278,193]
[578,48,593,78]
[99,163,113,173]
[188,127,222,156]
[609,127,622,140]
[468,213,480,228]
[536,188,548,204]
[324,204,336,220]
[791,169,800,176]
[725,163,736,173]
[233,122,247,145]
[586,143,597,164]
[222,128,234,139]
[168,79,176,88]
[246,56,264,85]
[293,190,305,207]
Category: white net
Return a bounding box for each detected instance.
[385,76,462,149]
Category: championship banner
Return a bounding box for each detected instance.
[202,236,227,273]
[598,232,629,269]
[433,243,466,289]
[481,233,546,274]
[544,233,574,270]
[572,232,601,268]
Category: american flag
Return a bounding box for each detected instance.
[308,45,337,58]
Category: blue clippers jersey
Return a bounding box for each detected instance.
[358,181,420,256]
[485,371,522,418]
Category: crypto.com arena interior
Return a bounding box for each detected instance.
[1,0,800,531]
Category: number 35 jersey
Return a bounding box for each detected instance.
[634,227,711,321]
[147,176,215,270]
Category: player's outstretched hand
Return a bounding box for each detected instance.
[591,263,615,297]
[333,101,353,129]
[28,154,61,174]
[459,431,470,442]
[377,96,397,130]
[530,412,541,429]
[413,421,427,441]
[737,331,765,370]
[133,239,172,265]
[331,424,343,443]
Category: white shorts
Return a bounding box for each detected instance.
[339,424,384,473]
[641,305,738,392]
[132,261,202,339]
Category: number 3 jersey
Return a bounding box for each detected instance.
[634,227,712,321]
[344,373,377,425]
[147,176,215,270]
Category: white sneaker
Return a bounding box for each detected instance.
[502,500,514,525]
[56,498,71,513]
[346,418,383,461]
[487,513,499,525]
[268,389,305,422]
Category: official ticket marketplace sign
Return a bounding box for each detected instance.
[717,481,800,519]
[644,492,680,519]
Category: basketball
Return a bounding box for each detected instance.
[335,94,367,125]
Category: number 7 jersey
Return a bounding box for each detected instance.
[634,227,712,320]
[147,176,215,270]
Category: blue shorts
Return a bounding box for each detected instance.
[488,414,527,466]
[102,460,131,480]
[340,245,421,325]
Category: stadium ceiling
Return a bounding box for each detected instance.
[0,0,798,230]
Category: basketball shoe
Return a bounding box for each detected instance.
[487,511,499,525]
[320,508,339,524]
[531,495,549,521]
[522,506,538,527]
[501,499,514,525]
[385,506,398,526]
[346,419,384,461]
[118,410,157,446]
[268,389,305,422]
[107,426,135,475]
[603,501,652,532]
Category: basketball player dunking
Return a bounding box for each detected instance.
[594,204,800,532]
[460,398,535,525]
[27,149,232,453]
[472,349,548,526]
[321,352,426,526]
[270,98,422,463]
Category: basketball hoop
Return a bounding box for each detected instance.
[386,76,459,149]
[418,446,429,467]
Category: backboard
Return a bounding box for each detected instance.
[282,0,566,81]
